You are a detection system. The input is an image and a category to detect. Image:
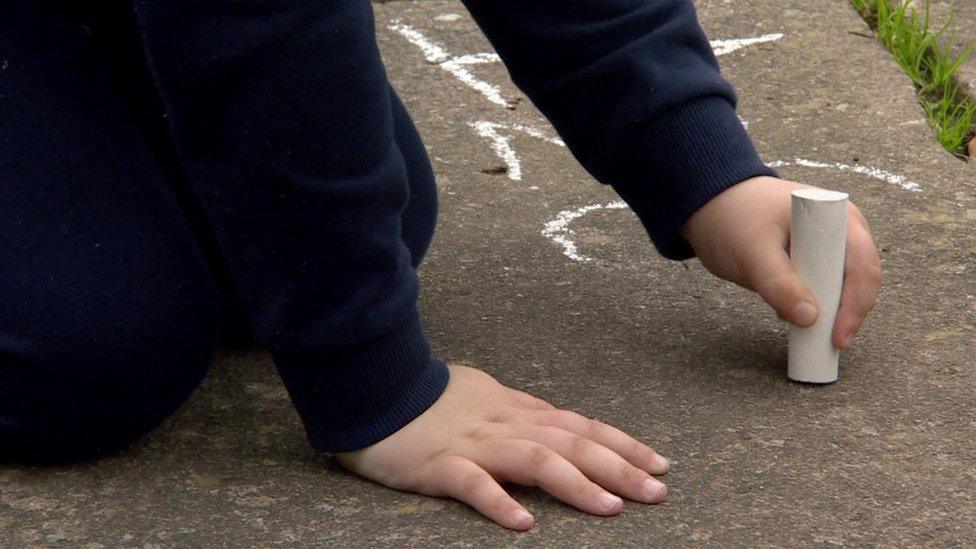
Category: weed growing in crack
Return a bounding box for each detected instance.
[852,0,976,158]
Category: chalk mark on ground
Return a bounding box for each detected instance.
[544,159,921,263]
[469,121,566,181]
[767,158,922,192]
[390,19,786,182]
[388,20,507,107]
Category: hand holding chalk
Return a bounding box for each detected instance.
[788,188,848,383]
[681,176,880,372]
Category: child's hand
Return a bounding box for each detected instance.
[681,175,882,349]
[335,364,669,530]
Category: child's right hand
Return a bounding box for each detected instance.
[336,364,669,530]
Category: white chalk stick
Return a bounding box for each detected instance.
[788,188,848,383]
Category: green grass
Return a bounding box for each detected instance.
[851,0,976,158]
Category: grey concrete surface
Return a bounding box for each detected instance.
[3,0,976,547]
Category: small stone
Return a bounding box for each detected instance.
[194,474,220,490]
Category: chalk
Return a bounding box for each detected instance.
[767,158,921,192]
[542,201,628,262]
[470,120,566,181]
[709,33,784,56]
[788,188,848,384]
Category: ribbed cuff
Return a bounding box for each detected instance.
[610,96,777,260]
[273,310,450,453]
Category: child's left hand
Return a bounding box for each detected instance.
[681,175,882,349]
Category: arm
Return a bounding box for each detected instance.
[462,0,880,342]
[460,0,776,258]
[130,1,448,452]
[339,4,880,528]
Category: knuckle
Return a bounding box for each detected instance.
[534,397,554,410]
[526,444,557,469]
[484,412,512,424]
[584,417,605,438]
[571,477,592,497]
[568,434,596,455]
[629,439,647,456]
[489,493,515,514]
[458,470,487,495]
[863,264,883,288]
[464,426,496,442]
[619,461,645,484]
[551,409,578,425]
[760,273,798,299]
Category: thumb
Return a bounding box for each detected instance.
[742,246,820,327]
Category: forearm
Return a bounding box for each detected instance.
[461,0,776,258]
[131,0,448,452]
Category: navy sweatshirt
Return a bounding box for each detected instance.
[130,0,775,452]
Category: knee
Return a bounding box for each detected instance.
[0,293,220,464]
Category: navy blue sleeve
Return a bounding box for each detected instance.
[461,0,777,259]
[130,1,448,453]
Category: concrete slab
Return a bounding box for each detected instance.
[4,0,976,546]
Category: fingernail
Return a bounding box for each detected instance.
[512,509,533,527]
[653,454,670,473]
[792,301,818,326]
[841,333,855,349]
[643,478,667,501]
[599,492,623,513]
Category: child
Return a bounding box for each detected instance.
[0,0,880,530]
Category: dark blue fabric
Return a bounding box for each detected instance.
[0,2,442,461]
[1,0,775,460]
[460,0,777,258]
[0,6,221,462]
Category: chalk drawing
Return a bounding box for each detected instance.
[385,18,919,265]
[470,121,566,180]
[544,160,921,262]
[709,34,784,56]
[391,18,783,109]
[388,20,508,107]
[542,201,629,262]
[767,158,922,192]
[389,17,784,177]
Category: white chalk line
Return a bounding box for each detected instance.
[541,201,629,262]
[390,18,784,179]
[767,158,922,192]
[469,121,565,181]
[391,19,784,109]
[544,159,921,263]
[709,33,784,57]
[388,20,508,107]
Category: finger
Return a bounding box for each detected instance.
[433,455,535,531]
[507,388,557,411]
[514,424,667,504]
[740,238,820,327]
[472,439,624,516]
[535,409,669,475]
[832,220,882,349]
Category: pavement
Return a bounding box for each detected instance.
[3,0,976,546]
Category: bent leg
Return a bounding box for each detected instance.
[0,5,221,463]
[392,89,439,270]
